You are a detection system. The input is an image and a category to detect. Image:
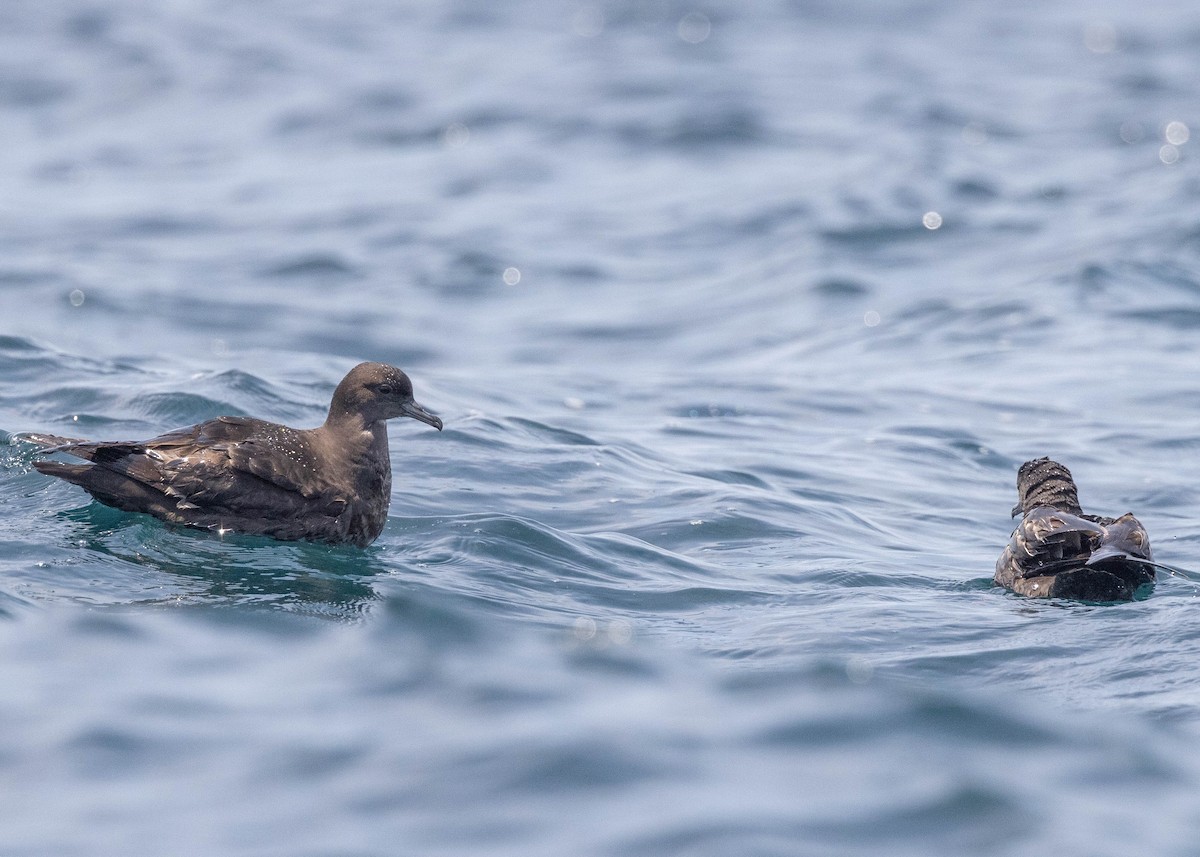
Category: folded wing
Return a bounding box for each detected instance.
[31,418,347,529]
[996,505,1153,599]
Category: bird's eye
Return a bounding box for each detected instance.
[378,384,394,395]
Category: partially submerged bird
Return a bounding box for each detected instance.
[995,457,1154,601]
[27,362,442,547]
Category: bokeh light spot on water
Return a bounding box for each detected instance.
[863,310,881,327]
[678,12,711,44]
[1165,121,1190,145]
[961,122,987,145]
[607,619,633,646]
[573,616,598,641]
[1083,21,1118,54]
[1160,144,1180,165]
[922,211,942,230]
[68,289,85,307]
[441,122,470,148]
[502,266,521,285]
[846,656,874,684]
[1119,121,1144,143]
[572,5,604,38]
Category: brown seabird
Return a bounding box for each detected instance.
[995,457,1154,601]
[27,362,442,547]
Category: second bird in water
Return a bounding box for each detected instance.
[996,457,1154,601]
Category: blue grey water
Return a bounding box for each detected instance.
[2,0,1200,854]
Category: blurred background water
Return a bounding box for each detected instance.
[3,0,1200,854]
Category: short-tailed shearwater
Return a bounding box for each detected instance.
[28,362,442,547]
[995,457,1153,601]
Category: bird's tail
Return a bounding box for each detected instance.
[32,460,94,487]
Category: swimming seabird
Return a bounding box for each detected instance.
[995,457,1153,601]
[27,362,442,547]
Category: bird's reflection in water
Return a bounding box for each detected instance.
[57,503,389,621]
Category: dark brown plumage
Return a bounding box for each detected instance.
[28,362,442,547]
[995,457,1154,601]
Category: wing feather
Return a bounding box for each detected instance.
[46,417,346,521]
[996,506,1154,598]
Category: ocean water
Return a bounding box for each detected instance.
[3,0,1200,854]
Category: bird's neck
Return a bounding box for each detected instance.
[317,414,389,465]
[1022,479,1082,515]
